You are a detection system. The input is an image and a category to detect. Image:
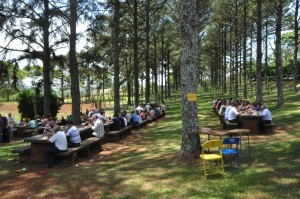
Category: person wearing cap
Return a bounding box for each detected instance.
[65,120,81,147]
[44,125,67,168]
[90,115,105,138]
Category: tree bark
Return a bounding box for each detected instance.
[154,33,158,102]
[145,0,151,103]
[293,0,299,93]
[43,0,51,116]
[234,0,239,97]
[275,0,284,106]
[243,0,247,99]
[69,0,81,125]
[113,0,120,113]
[179,0,201,160]
[256,0,263,102]
[133,0,139,107]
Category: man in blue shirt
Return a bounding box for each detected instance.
[65,120,81,147]
[130,111,139,126]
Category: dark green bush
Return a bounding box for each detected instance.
[17,90,63,119]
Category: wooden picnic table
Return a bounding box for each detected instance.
[238,114,262,134]
[199,128,228,140]
[23,126,91,162]
[200,128,250,150]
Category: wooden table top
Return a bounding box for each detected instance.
[226,129,250,135]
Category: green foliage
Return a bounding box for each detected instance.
[17,90,63,119]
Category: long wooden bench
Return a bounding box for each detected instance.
[138,119,150,128]
[12,145,31,162]
[107,126,133,141]
[264,123,276,134]
[54,137,101,165]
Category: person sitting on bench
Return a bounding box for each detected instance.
[44,125,67,168]
[90,115,105,138]
[228,102,242,128]
[259,105,272,133]
[65,120,81,147]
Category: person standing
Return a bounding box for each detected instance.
[44,125,67,168]
[7,113,15,142]
[65,120,81,147]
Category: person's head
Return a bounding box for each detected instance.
[8,113,12,117]
[260,105,266,110]
[92,115,98,121]
[50,120,56,127]
[66,120,73,127]
[232,102,238,108]
[53,125,61,133]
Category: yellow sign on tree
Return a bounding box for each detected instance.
[187,93,197,101]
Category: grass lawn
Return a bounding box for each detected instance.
[0,85,299,198]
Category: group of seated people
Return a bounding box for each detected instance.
[43,102,165,168]
[213,98,272,133]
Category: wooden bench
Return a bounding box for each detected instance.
[12,145,31,162]
[107,126,133,141]
[54,137,101,165]
[264,123,275,134]
[225,121,238,130]
[138,119,150,128]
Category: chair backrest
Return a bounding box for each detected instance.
[223,137,239,149]
[203,140,223,149]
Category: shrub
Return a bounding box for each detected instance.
[17,90,63,119]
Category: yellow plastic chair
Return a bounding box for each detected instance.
[200,140,225,179]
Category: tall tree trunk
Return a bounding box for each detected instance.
[265,22,269,90]
[113,0,120,113]
[229,22,233,96]
[69,0,81,125]
[133,0,139,107]
[61,74,64,103]
[154,33,158,102]
[234,0,239,97]
[243,0,247,99]
[275,0,284,106]
[43,0,51,116]
[145,0,151,103]
[250,23,253,91]
[293,0,299,93]
[161,25,164,103]
[256,0,263,102]
[167,49,171,98]
[223,24,227,93]
[126,56,131,105]
[179,0,201,160]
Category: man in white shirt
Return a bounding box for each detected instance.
[44,125,67,168]
[224,102,233,121]
[7,113,15,141]
[259,105,272,133]
[228,102,240,123]
[91,115,105,138]
[7,113,15,128]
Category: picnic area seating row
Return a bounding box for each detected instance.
[106,126,133,142]
[54,137,101,165]
[12,115,163,165]
[213,107,276,133]
[106,116,158,142]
